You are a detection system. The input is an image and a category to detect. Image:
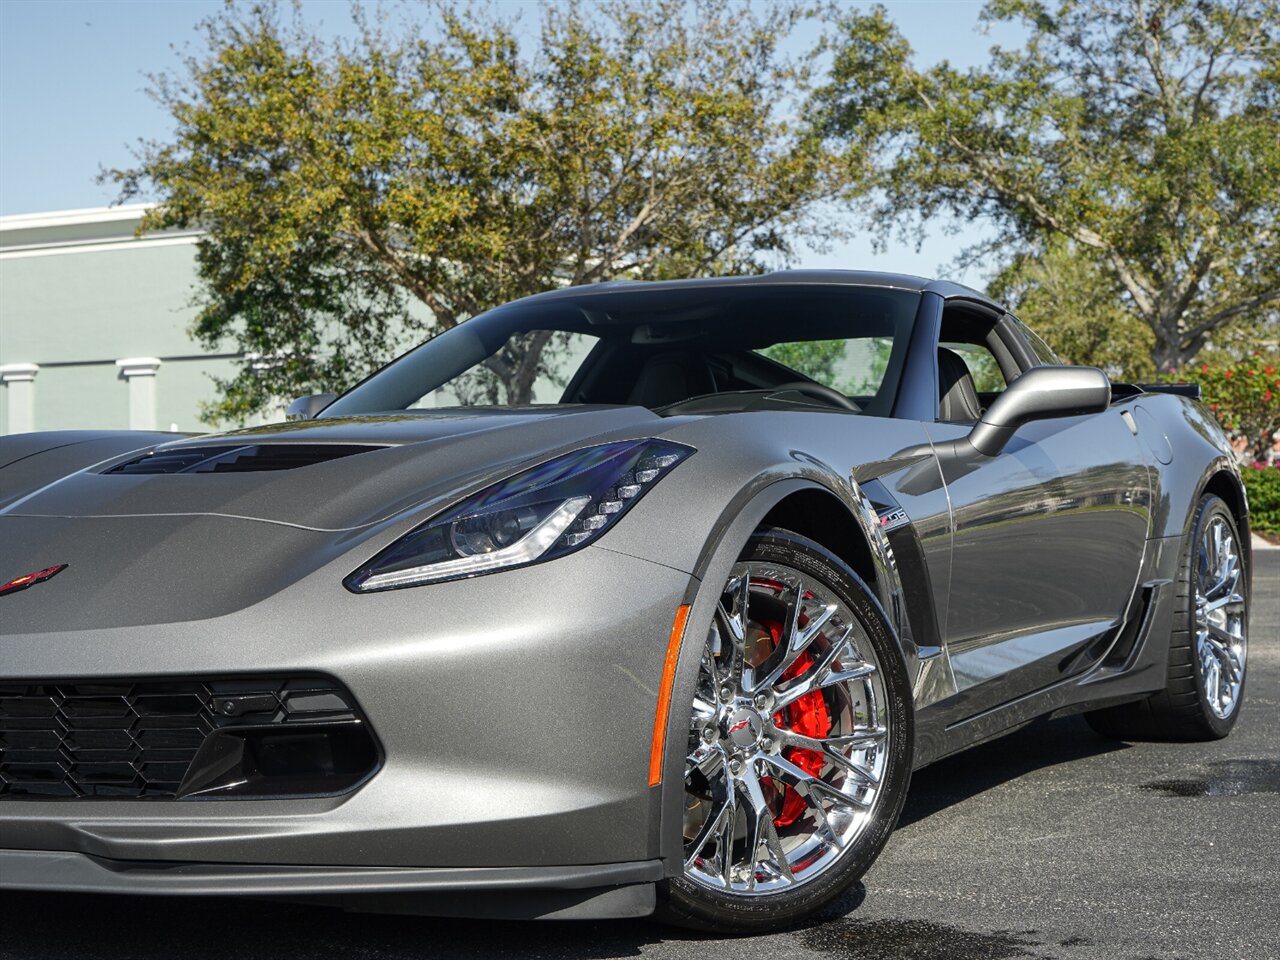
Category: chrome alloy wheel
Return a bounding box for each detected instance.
[1194,515,1247,720]
[682,562,889,895]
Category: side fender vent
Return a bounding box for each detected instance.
[105,444,385,474]
[1102,580,1168,668]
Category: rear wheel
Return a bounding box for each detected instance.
[1086,494,1248,741]
[656,528,913,933]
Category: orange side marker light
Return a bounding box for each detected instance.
[649,604,691,786]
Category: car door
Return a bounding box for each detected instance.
[926,307,1151,704]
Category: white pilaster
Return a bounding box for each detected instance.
[256,402,288,426]
[0,362,39,435]
[116,357,162,431]
[246,351,288,425]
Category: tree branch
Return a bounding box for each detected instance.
[1182,287,1280,343]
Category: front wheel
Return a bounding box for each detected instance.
[656,528,913,933]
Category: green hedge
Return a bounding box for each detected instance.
[1243,465,1280,536]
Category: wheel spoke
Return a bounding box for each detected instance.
[691,694,717,723]
[791,774,842,851]
[1202,632,1242,682]
[1203,557,1239,603]
[775,656,876,711]
[760,619,845,700]
[701,634,728,692]
[716,574,754,689]
[750,585,837,693]
[725,574,748,639]
[715,788,737,885]
[1202,654,1222,704]
[1200,523,1217,584]
[714,584,742,642]
[687,743,726,779]
[737,770,765,887]
[775,725,887,756]
[796,602,839,650]
[827,751,882,788]
[759,810,793,883]
[1203,587,1245,615]
[684,789,735,872]
[1205,621,1243,648]
[863,668,881,733]
[738,766,792,886]
[759,750,872,809]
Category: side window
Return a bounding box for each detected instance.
[1012,317,1060,366]
[940,341,1007,394]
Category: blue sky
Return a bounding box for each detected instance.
[0,0,1021,283]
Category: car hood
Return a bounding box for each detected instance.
[0,406,667,532]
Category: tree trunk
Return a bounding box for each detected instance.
[505,330,557,405]
[1151,325,1189,376]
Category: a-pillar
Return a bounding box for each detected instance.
[0,362,40,435]
[116,357,162,431]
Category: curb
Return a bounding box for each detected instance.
[1251,533,1280,552]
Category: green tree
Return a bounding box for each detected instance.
[987,238,1156,378]
[815,0,1280,373]
[107,0,842,422]
[761,339,848,383]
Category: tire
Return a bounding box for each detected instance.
[655,527,913,933]
[1086,494,1248,742]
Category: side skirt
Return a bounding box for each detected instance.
[913,536,1180,769]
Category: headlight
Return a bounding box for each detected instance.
[345,439,693,592]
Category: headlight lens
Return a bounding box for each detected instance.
[346,438,693,592]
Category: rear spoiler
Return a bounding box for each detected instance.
[1112,382,1203,401]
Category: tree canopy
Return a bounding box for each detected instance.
[816,0,1280,373]
[987,238,1158,377]
[110,0,1280,417]
[109,0,842,422]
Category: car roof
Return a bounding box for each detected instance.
[520,269,1003,311]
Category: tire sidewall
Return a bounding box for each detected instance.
[659,527,914,932]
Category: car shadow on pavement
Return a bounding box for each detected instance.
[895,714,1130,830]
[0,718,1127,960]
[0,890,693,960]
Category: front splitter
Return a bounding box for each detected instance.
[0,849,661,920]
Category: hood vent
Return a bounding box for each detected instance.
[105,443,385,475]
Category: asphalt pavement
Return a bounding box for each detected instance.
[3,552,1277,960]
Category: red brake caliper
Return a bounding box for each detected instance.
[759,622,832,828]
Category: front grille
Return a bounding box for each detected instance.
[0,677,367,799]
[104,444,384,474]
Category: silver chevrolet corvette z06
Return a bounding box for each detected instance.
[0,273,1250,932]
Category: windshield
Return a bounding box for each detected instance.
[322,283,921,418]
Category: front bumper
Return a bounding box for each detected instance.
[0,541,692,887]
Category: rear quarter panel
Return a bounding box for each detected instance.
[1140,393,1247,541]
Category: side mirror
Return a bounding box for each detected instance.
[966,366,1110,457]
[285,393,337,421]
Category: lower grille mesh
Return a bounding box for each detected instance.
[0,678,360,799]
